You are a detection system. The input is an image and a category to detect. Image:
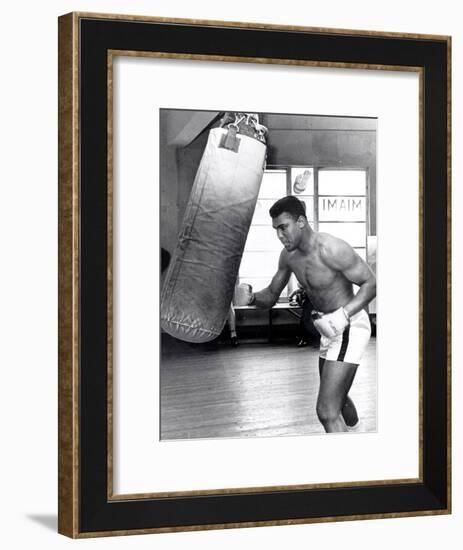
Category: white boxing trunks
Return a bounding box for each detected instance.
[317,309,371,364]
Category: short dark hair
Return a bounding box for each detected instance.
[269,196,306,220]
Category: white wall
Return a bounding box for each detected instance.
[0,1,460,548]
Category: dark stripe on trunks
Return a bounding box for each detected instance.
[337,327,350,361]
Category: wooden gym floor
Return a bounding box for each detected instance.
[160,335,377,440]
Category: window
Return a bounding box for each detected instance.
[239,170,288,297]
[318,169,368,261]
[239,167,370,300]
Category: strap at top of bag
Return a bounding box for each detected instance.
[218,112,268,152]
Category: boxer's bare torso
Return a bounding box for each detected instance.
[282,232,355,313]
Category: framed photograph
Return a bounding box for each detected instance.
[58,12,451,538]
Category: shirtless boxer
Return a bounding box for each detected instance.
[235,196,376,433]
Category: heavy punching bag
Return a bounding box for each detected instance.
[161,113,267,343]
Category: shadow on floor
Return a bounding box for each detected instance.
[26,514,57,532]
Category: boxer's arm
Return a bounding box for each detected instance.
[253,251,291,308]
[321,237,376,318]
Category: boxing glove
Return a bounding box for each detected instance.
[234,283,254,306]
[312,307,349,338]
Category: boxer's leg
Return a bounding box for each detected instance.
[316,359,358,433]
[318,358,359,427]
[342,396,359,427]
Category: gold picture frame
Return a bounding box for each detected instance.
[58,12,451,538]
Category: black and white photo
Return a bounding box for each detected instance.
[160,109,377,440]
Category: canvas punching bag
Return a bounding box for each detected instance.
[161,113,267,343]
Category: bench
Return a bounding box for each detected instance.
[233,302,302,341]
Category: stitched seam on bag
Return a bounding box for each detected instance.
[163,319,218,336]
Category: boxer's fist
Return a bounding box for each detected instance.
[312,307,349,339]
[234,283,254,306]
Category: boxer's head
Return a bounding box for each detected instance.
[269,196,307,251]
[269,195,306,221]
